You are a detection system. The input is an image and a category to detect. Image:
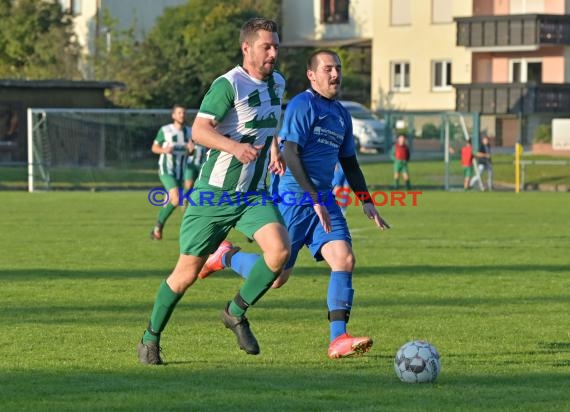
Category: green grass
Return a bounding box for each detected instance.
[2,153,569,189]
[1,191,569,411]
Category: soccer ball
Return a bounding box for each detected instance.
[394,340,441,383]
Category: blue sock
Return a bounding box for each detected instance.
[327,271,354,342]
[225,251,259,279]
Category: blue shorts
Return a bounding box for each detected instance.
[278,201,351,270]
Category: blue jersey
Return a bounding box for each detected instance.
[278,89,355,198]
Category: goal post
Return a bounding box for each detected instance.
[26,108,198,192]
[442,111,480,191]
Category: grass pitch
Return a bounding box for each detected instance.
[0,191,569,411]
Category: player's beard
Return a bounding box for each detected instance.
[259,61,275,78]
[317,79,341,99]
[329,83,340,98]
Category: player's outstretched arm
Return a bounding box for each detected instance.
[192,116,260,164]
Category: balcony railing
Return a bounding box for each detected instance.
[455,14,570,48]
[454,83,570,114]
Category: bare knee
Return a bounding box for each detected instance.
[166,256,204,293]
[169,195,180,207]
[325,250,355,272]
[166,271,196,293]
[169,188,180,207]
[254,223,291,272]
[264,246,290,273]
[343,252,356,271]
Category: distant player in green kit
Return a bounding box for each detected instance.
[150,104,195,240]
[137,18,290,365]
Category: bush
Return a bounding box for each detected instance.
[533,124,552,143]
[421,123,440,139]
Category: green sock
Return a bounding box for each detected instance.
[394,179,399,189]
[229,257,279,317]
[157,203,176,225]
[406,180,411,190]
[143,280,183,344]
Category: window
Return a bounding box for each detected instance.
[321,0,349,24]
[432,61,452,90]
[510,59,542,83]
[59,0,80,14]
[71,0,82,15]
[510,0,544,13]
[391,0,411,26]
[391,62,410,91]
[432,0,453,23]
[58,0,70,11]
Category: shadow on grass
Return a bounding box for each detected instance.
[4,294,569,327]
[1,263,569,281]
[0,366,568,411]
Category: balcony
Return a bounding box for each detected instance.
[454,83,570,114]
[455,14,570,49]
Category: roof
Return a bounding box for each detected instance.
[0,79,125,90]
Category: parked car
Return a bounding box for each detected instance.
[340,101,386,153]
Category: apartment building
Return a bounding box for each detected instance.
[454,0,570,146]
[284,1,570,147]
[370,1,472,113]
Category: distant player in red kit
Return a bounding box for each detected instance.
[391,135,411,189]
[461,140,473,190]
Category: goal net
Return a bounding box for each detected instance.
[379,110,479,190]
[27,108,198,192]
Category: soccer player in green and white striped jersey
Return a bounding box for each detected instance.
[149,104,194,240]
[138,18,290,365]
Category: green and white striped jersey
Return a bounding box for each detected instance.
[154,124,192,180]
[196,65,285,192]
[187,143,207,168]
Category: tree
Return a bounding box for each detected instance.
[98,0,280,108]
[0,0,80,79]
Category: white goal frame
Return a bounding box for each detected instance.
[26,108,198,192]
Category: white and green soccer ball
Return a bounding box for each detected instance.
[394,340,441,383]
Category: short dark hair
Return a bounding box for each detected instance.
[171,104,185,113]
[307,49,339,71]
[240,18,278,45]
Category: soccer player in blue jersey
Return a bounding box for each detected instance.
[200,50,390,359]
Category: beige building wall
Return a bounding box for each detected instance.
[282,0,374,43]
[371,0,472,111]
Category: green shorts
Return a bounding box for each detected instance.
[159,173,183,191]
[463,166,473,178]
[394,160,408,174]
[179,188,284,256]
[184,163,200,182]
